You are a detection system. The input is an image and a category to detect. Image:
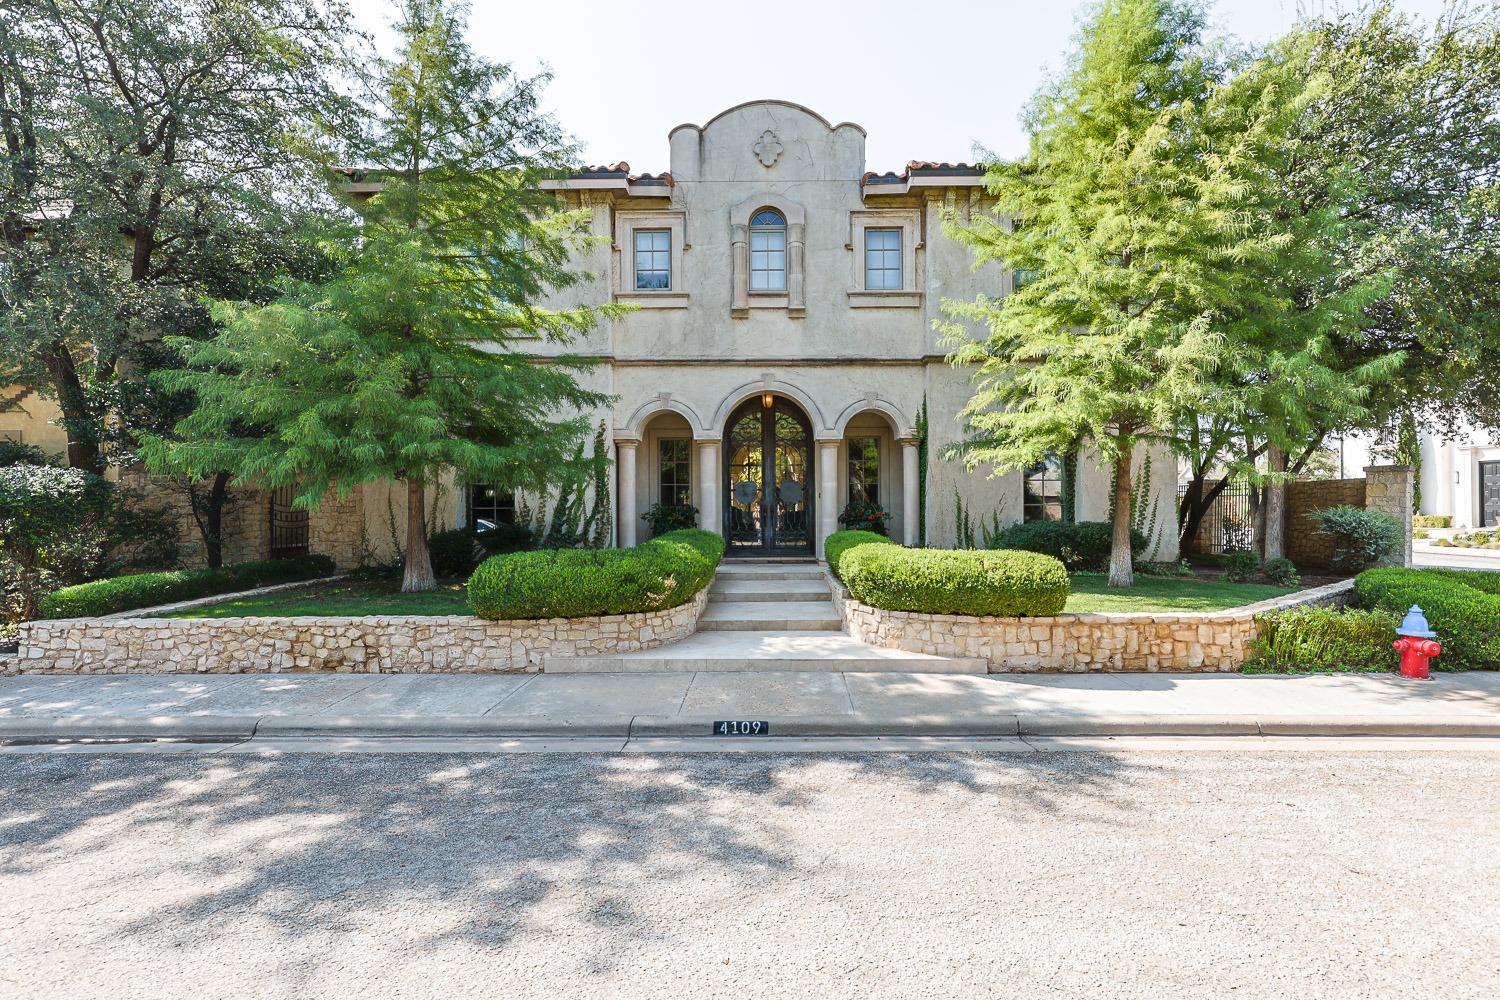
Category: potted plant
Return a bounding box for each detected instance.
[838,500,891,535]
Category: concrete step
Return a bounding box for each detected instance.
[542,631,988,673]
[698,601,842,631]
[715,562,825,581]
[708,579,832,603]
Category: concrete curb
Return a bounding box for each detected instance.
[629,714,1025,738]
[254,715,633,738]
[0,715,256,740]
[3,713,1498,742]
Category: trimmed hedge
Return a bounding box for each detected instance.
[40,555,337,619]
[823,529,898,580]
[840,546,1069,617]
[1246,606,1399,673]
[1354,567,1500,670]
[991,520,1148,571]
[466,528,724,620]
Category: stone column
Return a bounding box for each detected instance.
[730,223,749,317]
[617,439,639,548]
[817,440,839,559]
[787,222,806,317]
[900,437,920,547]
[1364,464,1414,567]
[697,439,720,534]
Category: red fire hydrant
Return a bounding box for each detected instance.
[1392,605,1440,679]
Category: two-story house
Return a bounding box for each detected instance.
[488,100,1179,560]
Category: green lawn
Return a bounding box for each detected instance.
[167,580,472,618]
[1063,573,1294,613]
[168,572,1297,619]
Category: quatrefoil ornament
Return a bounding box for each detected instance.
[753,130,783,168]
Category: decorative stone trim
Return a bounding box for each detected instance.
[826,571,1353,673]
[10,588,710,676]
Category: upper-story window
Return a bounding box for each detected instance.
[749,208,787,291]
[865,228,902,289]
[634,229,671,290]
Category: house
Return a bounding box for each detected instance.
[473,100,1180,560]
[4,100,1182,565]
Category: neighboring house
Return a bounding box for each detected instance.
[1329,425,1499,529]
[4,100,1183,564]
[1417,427,1500,529]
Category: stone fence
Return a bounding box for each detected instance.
[830,574,1353,673]
[10,589,709,676]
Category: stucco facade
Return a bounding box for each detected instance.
[499,100,1179,559]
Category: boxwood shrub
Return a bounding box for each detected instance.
[466,528,724,620]
[40,554,337,619]
[840,546,1069,617]
[1246,606,1399,673]
[823,529,898,580]
[1354,567,1500,670]
[991,520,1148,571]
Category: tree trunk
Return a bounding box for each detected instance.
[204,472,230,569]
[39,340,104,474]
[1263,444,1287,562]
[402,476,436,593]
[1108,443,1134,588]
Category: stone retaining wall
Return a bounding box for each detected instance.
[830,576,1353,673]
[10,589,709,676]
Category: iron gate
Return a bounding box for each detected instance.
[269,484,310,559]
[1179,482,1254,555]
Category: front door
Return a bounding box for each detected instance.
[1482,462,1500,527]
[724,396,814,556]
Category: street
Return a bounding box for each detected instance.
[2,748,1496,998]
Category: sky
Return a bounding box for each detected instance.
[348,0,1457,171]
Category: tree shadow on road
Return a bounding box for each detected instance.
[0,748,1151,985]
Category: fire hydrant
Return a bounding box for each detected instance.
[1392,605,1441,679]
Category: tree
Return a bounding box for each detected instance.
[942,0,1251,586]
[1175,3,1500,554]
[0,0,352,473]
[144,0,619,592]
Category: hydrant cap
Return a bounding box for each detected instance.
[1397,604,1438,639]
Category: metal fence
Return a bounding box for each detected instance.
[1179,483,1255,555]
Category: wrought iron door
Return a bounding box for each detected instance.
[723,396,813,555]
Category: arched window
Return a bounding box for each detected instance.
[749,208,787,291]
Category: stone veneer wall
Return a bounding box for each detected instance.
[120,470,368,570]
[1284,477,1366,568]
[11,589,708,676]
[830,575,1353,673]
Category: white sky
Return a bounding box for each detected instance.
[348,0,1456,170]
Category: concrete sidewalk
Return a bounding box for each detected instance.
[2,670,1499,741]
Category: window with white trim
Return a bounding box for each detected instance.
[749,208,787,291]
[864,228,902,289]
[633,229,671,290]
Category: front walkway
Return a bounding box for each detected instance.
[3,670,1498,741]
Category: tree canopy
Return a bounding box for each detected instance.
[142,0,621,591]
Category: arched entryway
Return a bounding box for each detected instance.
[724,394,814,556]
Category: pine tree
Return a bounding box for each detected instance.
[143,0,617,591]
[942,0,1241,586]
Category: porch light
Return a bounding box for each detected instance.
[762,392,775,410]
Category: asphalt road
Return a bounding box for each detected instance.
[2,750,1496,999]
